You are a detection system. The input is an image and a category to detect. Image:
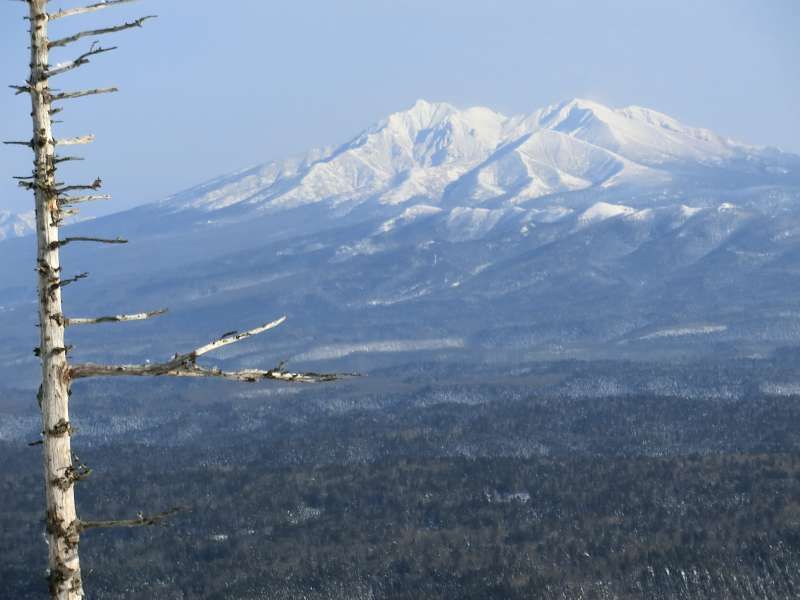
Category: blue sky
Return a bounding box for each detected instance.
[1,0,798,215]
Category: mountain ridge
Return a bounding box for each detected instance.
[0,98,799,386]
[156,97,798,217]
[2,98,797,240]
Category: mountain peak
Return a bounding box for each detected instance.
[386,99,459,132]
[410,98,451,112]
[560,97,610,111]
[533,97,614,127]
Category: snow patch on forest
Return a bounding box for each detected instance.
[639,325,728,340]
[760,383,800,396]
[293,338,465,361]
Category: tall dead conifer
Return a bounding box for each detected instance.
[6,2,342,597]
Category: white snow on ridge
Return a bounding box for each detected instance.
[164,148,334,212]
[446,207,507,241]
[680,205,703,218]
[577,202,635,227]
[378,204,443,233]
[526,206,575,223]
[626,207,654,222]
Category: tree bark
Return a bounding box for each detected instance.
[28,1,85,597]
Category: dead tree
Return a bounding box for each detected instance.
[7,2,342,598]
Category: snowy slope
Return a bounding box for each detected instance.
[528,99,739,166]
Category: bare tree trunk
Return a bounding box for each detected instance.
[27,1,85,597]
[8,3,344,597]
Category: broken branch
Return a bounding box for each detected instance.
[66,309,166,326]
[54,155,85,164]
[9,83,32,95]
[50,0,142,21]
[50,236,128,249]
[55,135,95,146]
[194,316,286,357]
[57,177,103,193]
[58,194,111,205]
[52,462,92,491]
[52,273,89,291]
[69,361,344,383]
[43,46,117,78]
[49,15,157,48]
[80,507,185,531]
[51,87,118,102]
[68,316,351,383]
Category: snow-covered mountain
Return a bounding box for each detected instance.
[0,210,34,241]
[1,98,799,386]
[164,98,795,216]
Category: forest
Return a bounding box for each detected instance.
[2,357,799,599]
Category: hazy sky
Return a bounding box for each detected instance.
[1,0,798,215]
